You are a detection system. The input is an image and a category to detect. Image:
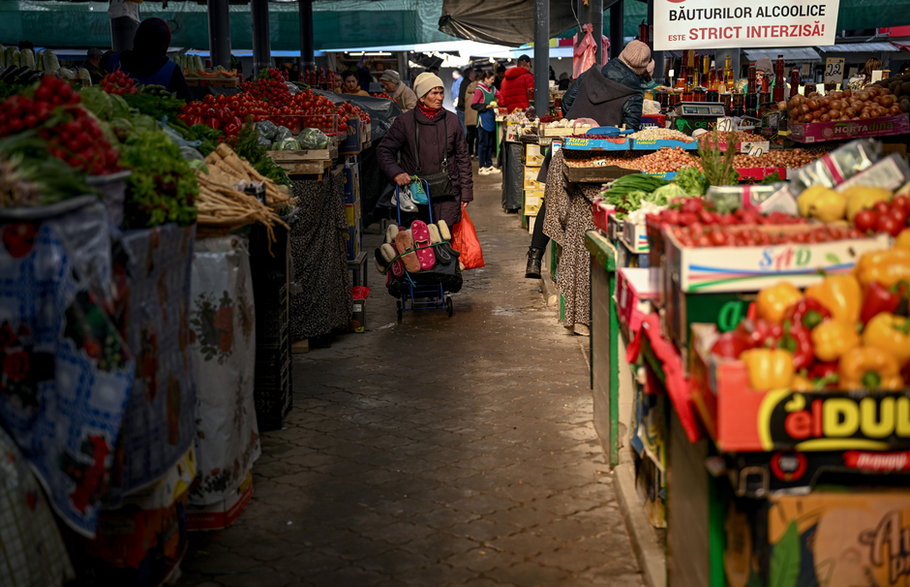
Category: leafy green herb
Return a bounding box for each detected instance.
[119,128,198,228]
[698,131,739,187]
[760,171,783,185]
[674,166,708,196]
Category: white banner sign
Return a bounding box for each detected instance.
[653,0,840,51]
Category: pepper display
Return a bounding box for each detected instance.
[779,321,814,370]
[839,346,905,391]
[859,281,901,324]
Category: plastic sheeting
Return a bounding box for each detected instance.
[439,0,580,47]
[108,224,197,506]
[188,236,261,506]
[0,198,135,538]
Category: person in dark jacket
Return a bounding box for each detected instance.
[561,39,651,131]
[377,72,473,228]
[499,55,534,112]
[105,18,191,100]
[524,40,651,280]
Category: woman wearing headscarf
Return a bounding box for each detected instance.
[105,18,191,100]
[376,72,473,228]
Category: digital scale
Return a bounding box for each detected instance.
[669,102,727,135]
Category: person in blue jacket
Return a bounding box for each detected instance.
[105,18,191,100]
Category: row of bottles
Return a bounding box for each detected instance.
[662,51,803,117]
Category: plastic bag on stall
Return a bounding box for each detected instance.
[307,89,401,142]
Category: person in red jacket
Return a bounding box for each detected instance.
[499,55,534,112]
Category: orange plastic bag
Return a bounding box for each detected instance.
[450,207,485,270]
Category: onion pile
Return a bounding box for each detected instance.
[786,86,901,124]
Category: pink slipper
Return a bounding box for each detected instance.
[410,220,436,270]
[381,243,404,277]
[394,230,421,273]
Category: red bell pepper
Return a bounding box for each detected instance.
[860,281,900,324]
[808,360,840,389]
[783,298,831,330]
[779,321,813,370]
[710,331,753,359]
[735,319,783,349]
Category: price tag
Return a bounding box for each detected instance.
[747,144,765,157]
[824,57,845,84]
[716,118,735,132]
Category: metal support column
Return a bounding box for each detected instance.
[207,0,231,70]
[533,0,549,115]
[251,0,271,75]
[610,0,624,59]
[298,0,315,70]
[592,0,604,64]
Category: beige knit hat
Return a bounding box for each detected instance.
[380,69,401,84]
[619,40,652,75]
[413,72,444,99]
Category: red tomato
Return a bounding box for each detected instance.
[853,208,876,232]
[873,200,890,215]
[876,214,902,237]
[892,195,910,216]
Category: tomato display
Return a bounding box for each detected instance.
[851,195,910,237]
[0,76,120,175]
[100,71,138,95]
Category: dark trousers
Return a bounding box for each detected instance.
[110,16,139,52]
[477,127,494,168]
[530,200,549,250]
[465,125,477,157]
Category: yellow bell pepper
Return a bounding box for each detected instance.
[862,313,910,367]
[756,282,803,324]
[811,319,860,362]
[804,274,861,325]
[741,348,794,391]
[839,346,904,391]
[843,185,891,221]
[855,248,910,287]
[895,229,910,251]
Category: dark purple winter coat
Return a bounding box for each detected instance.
[377,108,473,205]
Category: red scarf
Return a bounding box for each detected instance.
[417,101,443,120]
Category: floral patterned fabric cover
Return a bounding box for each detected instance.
[188,236,260,505]
[0,198,135,537]
[0,426,75,586]
[105,224,197,505]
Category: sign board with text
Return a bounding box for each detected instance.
[824,57,845,84]
[654,0,840,51]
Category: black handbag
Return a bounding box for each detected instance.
[414,116,456,200]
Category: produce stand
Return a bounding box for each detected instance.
[585,127,910,585]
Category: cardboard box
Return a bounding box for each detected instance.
[622,220,649,253]
[607,211,624,241]
[663,225,889,294]
[527,214,536,235]
[186,473,253,531]
[342,163,360,204]
[525,143,545,167]
[523,189,543,216]
[344,224,362,259]
[616,267,657,329]
[689,323,910,453]
[726,490,910,587]
[338,118,362,154]
[564,136,630,151]
[735,167,787,182]
[631,138,697,151]
[344,200,361,227]
[789,113,910,143]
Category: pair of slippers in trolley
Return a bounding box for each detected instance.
[375,219,457,277]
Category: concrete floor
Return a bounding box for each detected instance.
[177,163,643,586]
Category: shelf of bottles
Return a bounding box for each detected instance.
[655,51,801,119]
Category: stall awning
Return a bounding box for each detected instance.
[744,48,822,62]
[816,42,901,53]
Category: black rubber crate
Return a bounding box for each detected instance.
[254,354,291,431]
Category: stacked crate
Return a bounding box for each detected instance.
[248,223,292,432]
[523,142,545,233]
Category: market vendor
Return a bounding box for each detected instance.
[104,18,190,100]
[340,71,370,96]
[380,69,417,112]
[376,72,473,228]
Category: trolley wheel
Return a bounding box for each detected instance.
[396,300,403,323]
[445,296,454,317]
